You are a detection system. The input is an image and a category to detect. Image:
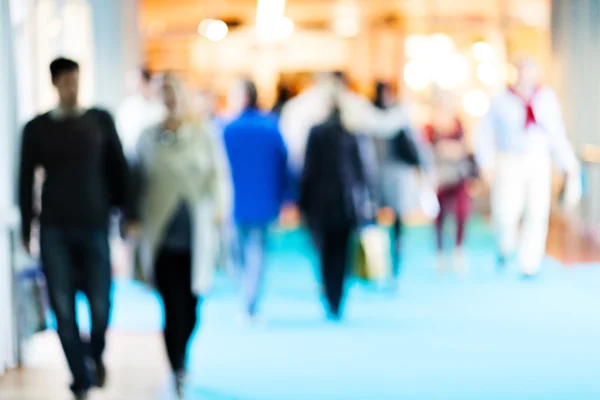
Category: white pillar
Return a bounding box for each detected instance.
[551,0,600,230]
[90,0,140,112]
[0,0,18,376]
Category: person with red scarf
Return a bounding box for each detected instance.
[426,96,474,273]
[475,56,581,278]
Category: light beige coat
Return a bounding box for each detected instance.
[136,120,231,295]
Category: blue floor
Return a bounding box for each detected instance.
[77,221,600,399]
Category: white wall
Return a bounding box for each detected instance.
[90,0,139,112]
[551,0,600,231]
[0,0,18,376]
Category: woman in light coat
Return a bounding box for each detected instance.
[371,82,433,280]
[127,74,231,397]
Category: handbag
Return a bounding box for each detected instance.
[560,169,582,211]
[435,159,468,187]
[418,182,441,220]
[354,225,392,282]
[390,128,420,166]
[16,257,49,339]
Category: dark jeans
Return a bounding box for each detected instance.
[392,216,403,277]
[319,226,353,317]
[155,248,199,373]
[40,226,112,392]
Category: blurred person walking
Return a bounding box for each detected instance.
[18,58,130,400]
[223,80,289,322]
[425,95,474,273]
[299,94,368,320]
[116,68,165,158]
[372,81,427,282]
[127,74,231,397]
[279,71,410,175]
[271,83,292,117]
[115,68,166,277]
[476,56,580,278]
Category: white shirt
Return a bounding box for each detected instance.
[279,83,409,172]
[116,93,166,158]
[475,86,578,173]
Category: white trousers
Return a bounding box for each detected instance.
[492,151,552,274]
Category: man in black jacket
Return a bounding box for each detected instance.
[18,58,129,400]
[299,104,367,320]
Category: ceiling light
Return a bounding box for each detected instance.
[205,20,228,42]
[334,19,359,37]
[278,17,295,39]
[333,0,360,37]
[197,19,215,36]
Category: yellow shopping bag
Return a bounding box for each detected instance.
[354,225,392,282]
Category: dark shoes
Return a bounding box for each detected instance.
[70,359,106,400]
[70,384,89,400]
[73,390,88,400]
[175,369,187,399]
[93,360,107,388]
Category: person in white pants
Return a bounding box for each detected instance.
[476,57,581,277]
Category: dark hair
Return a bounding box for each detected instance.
[50,57,79,82]
[373,81,389,109]
[242,79,259,110]
[333,71,348,86]
[272,84,291,115]
[141,68,152,83]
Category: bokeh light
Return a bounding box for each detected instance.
[477,62,501,85]
[205,20,228,42]
[197,19,215,36]
[429,33,455,57]
[472,41,493,62]
[463,89,490,116]
[404,34,429,60]
[404,61,431,91]
[431,53,469,89]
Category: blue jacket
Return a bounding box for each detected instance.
[224,110,289,225]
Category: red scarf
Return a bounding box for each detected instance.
[508,86,540,129]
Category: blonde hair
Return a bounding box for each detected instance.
[161,73,198,123]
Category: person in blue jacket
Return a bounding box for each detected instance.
[223,79,289,321]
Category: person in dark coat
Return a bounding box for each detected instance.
[299,101,367,320]
[18,58,129,400]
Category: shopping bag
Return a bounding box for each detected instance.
[560,169,582,212]
[16,254,49,339]
[418,184,440,220]
[354,225,392,282]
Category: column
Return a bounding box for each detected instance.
[0,0,18,375]
[33,0,95,111]
[252,43,279,107]
[551,0,600,230]
[90,0,141,111]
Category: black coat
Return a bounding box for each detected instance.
[299,114,368,232]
